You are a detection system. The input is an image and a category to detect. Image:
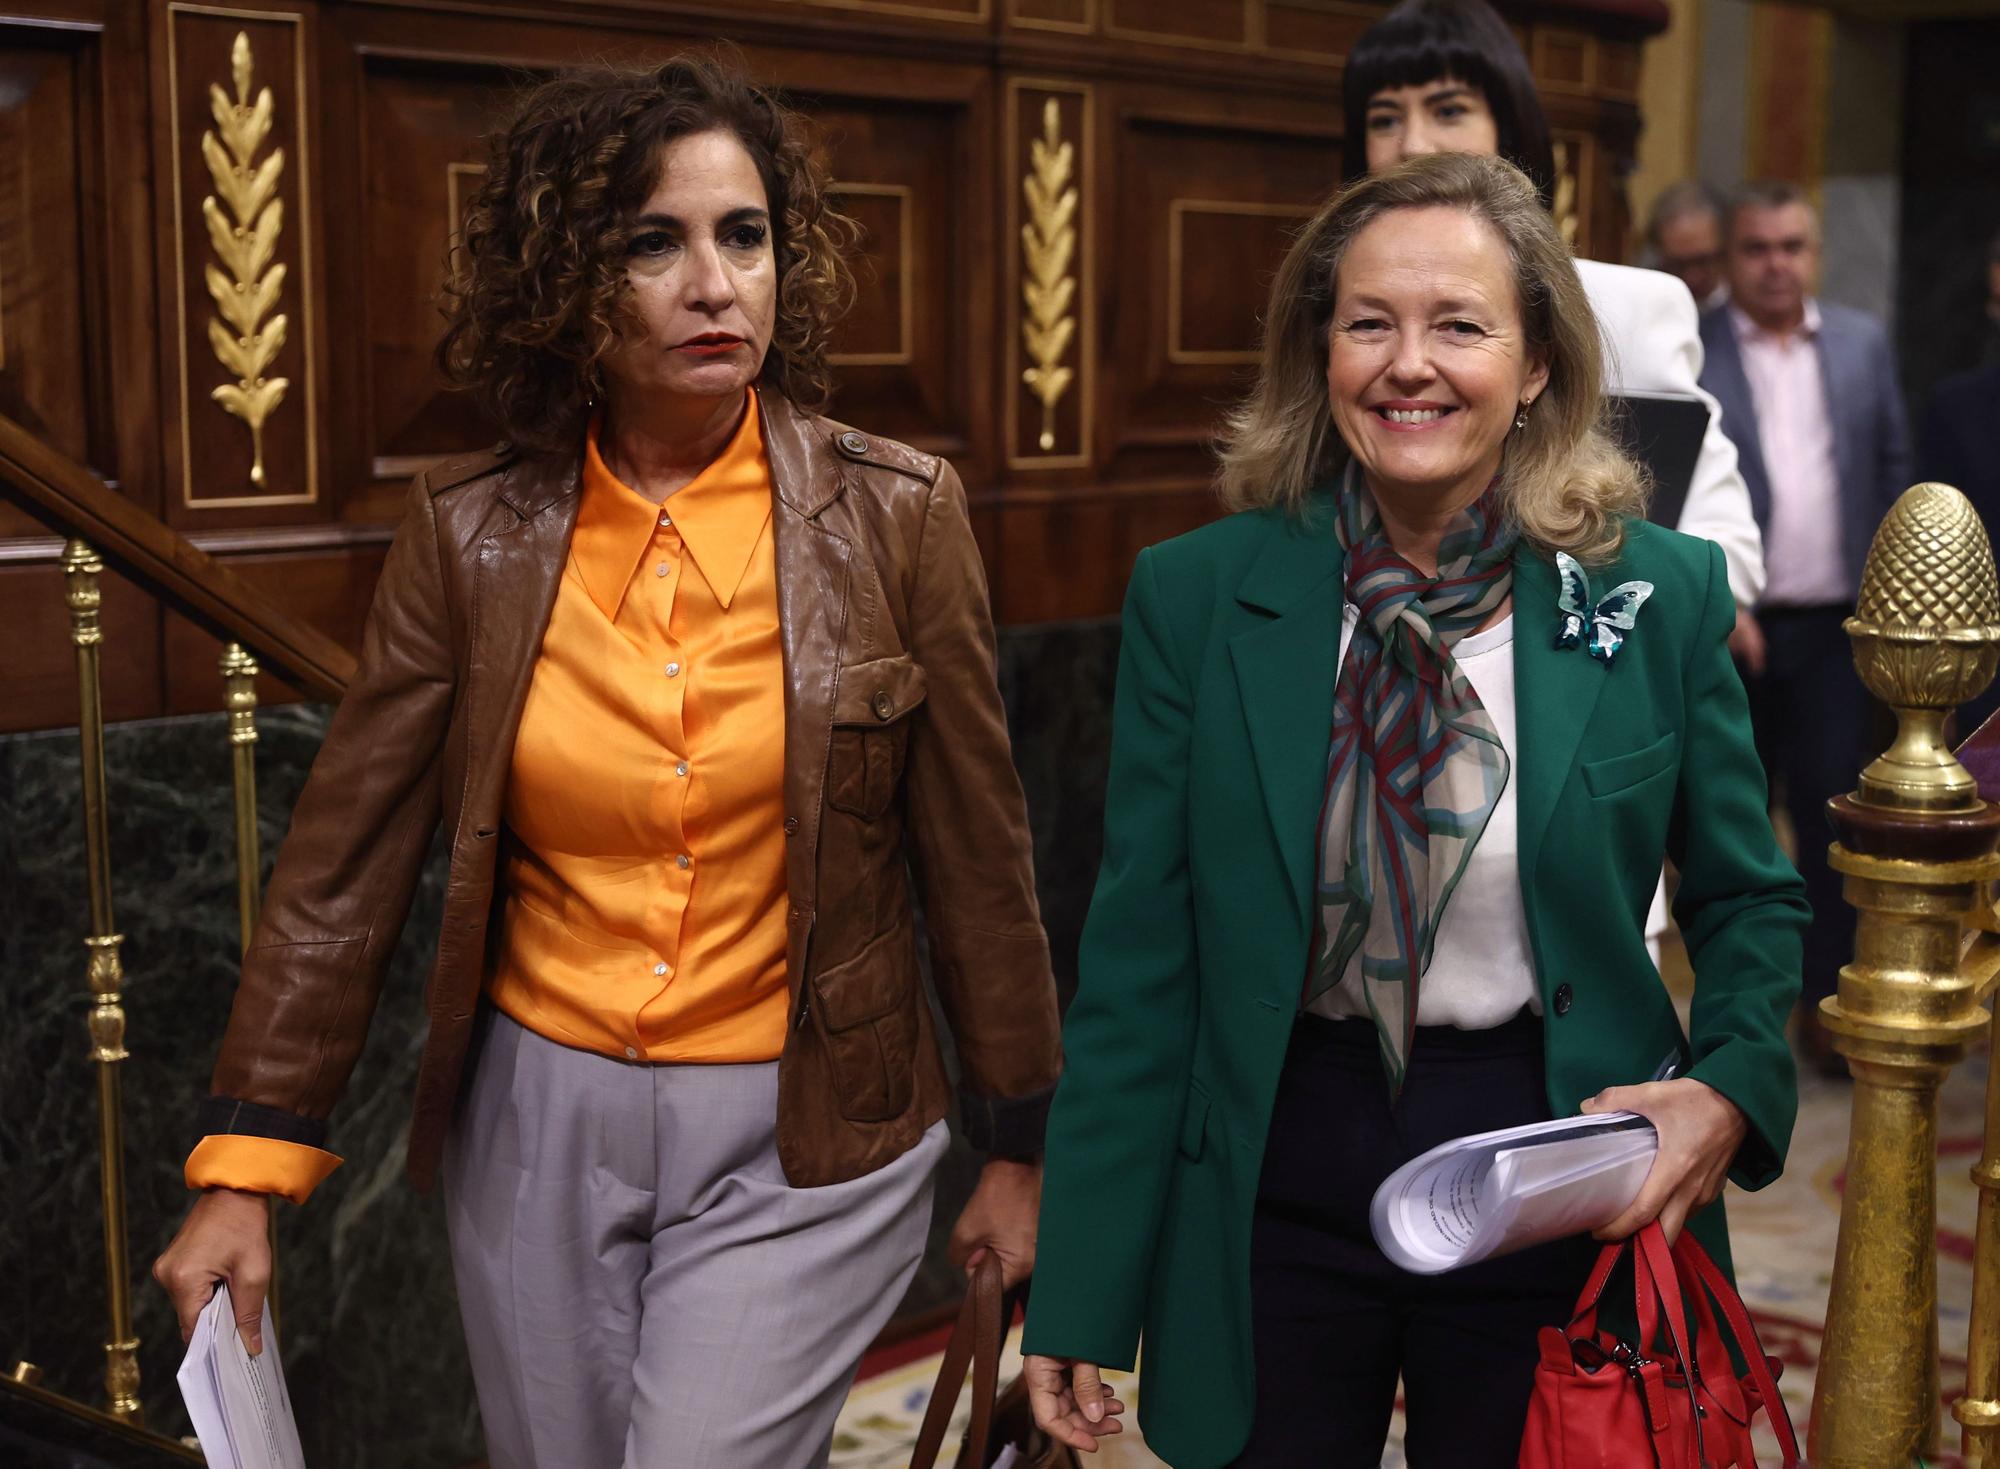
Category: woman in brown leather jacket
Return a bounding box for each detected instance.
[154,55,1060,1469]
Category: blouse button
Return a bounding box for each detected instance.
[665,662,681,677]
[655,562,670,578]
[676,762,689,778]
[1553,983,1573,1017]
[654,962,668,976]
[677,854,691,870]
[625,1046,639,1059]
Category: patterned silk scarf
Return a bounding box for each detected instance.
[1308,471,1518,1092]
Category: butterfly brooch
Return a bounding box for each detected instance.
[1555,551,1655,666]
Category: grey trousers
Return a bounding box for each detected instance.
[442,1009,947,1469]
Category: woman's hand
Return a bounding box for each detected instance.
[153,1188,273,1353]
[1023,1353,1127,1453]
[949,1157,1041,1289]
[1582,1078,1747,1243]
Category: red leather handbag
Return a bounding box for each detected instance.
[1519,1222,1800,1469]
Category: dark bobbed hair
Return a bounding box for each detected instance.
[1340,0,1558,211]
[436,52,857,458]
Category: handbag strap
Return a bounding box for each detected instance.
[1634,1224,1707,1469]
[1673,1234,1802,1466]
[1566,1236,1632,1336]
[910,1255,1005,1469]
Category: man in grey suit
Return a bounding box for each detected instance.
[1698,180,1911,1070]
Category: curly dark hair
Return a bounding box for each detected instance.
[437,54,857,457]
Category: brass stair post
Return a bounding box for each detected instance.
[61,538,142,1424]
[1959,933,2000,1464]
[219,642,279,1331]
[1810,485,2000,1467]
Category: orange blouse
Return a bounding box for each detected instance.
[187,395,791,1204]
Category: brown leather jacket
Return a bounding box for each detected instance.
[200,394,1062,1190]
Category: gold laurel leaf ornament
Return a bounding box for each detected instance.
[201,31,290,489]
[1020,99,1079,453]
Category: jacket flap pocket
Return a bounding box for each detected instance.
[833,655,928,727]
[1177,1082,1211,1160]
[1582,731,1678,797]
[810,925,907,1031]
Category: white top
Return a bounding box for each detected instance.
[1312,607,1543,1030]
[1578,258,1764,610]
[1729,300,1847,607]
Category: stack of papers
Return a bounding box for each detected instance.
[1370,1112,1658,1275]
[176,1283,307,1469]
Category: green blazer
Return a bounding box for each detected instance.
[1021,500,1808,1468]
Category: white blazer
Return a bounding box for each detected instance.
[1578,258,1766,608]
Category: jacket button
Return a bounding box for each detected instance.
[838,430,868,454]
[872,690,895,721]
[784,816,799,836]
[1553,983,1573,1016]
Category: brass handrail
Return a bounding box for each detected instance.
[0,412,354,700]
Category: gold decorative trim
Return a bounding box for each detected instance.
[1004,80,1093,471]
[828,182,915,367]
[1551,131,1596,258]
[202,31,288,491]
[169,4,319,509]
[1020,100,1078,452]
[1008,0,1095,34]
[446,161,487,245]
[1166,199,1317,366]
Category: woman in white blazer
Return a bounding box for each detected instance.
[1341,0,1765,614]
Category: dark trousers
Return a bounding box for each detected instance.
[1235,1011,1596,1469]
[1744,605,1870,1005]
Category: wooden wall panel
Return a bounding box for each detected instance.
[0,0,1670,730]
[360,61,517,484]
[155,4,327,523]
[1106,109,1335,482]
[0,30,94,542]
[162,543,386,714]
[811,95,974,455]
[1105,0,1247,47]
[1,557,161,728]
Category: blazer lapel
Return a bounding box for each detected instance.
[465,458,581,824]
[1512,543,1610,890]
[1701,319,1771,527]
[1227,512,1343,939]
[761,393,852,960]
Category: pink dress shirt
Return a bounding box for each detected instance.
[1730,300,1846,607]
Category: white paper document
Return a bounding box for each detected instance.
[176,1283,307,1469]
[1369,1112,1658,1274]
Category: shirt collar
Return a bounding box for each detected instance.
[1730,297,1822,346]
[573,391,773,620]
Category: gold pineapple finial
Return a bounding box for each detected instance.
[1845,481,2000,811]
[202,30,289,490]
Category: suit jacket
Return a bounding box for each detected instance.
[1698,300,1912,600]
[1579,258,1764,607]
[1921,359,2000,533]
[201,392,1061,1190]
[1020,503,1807,1468]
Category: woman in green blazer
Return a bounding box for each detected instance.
[1020,154,1808,1467]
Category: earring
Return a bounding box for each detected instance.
[1514,401,1533,431]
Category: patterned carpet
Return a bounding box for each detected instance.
[832,1041,1989,1468]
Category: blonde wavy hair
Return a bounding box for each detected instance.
[1216,152,1646,564]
